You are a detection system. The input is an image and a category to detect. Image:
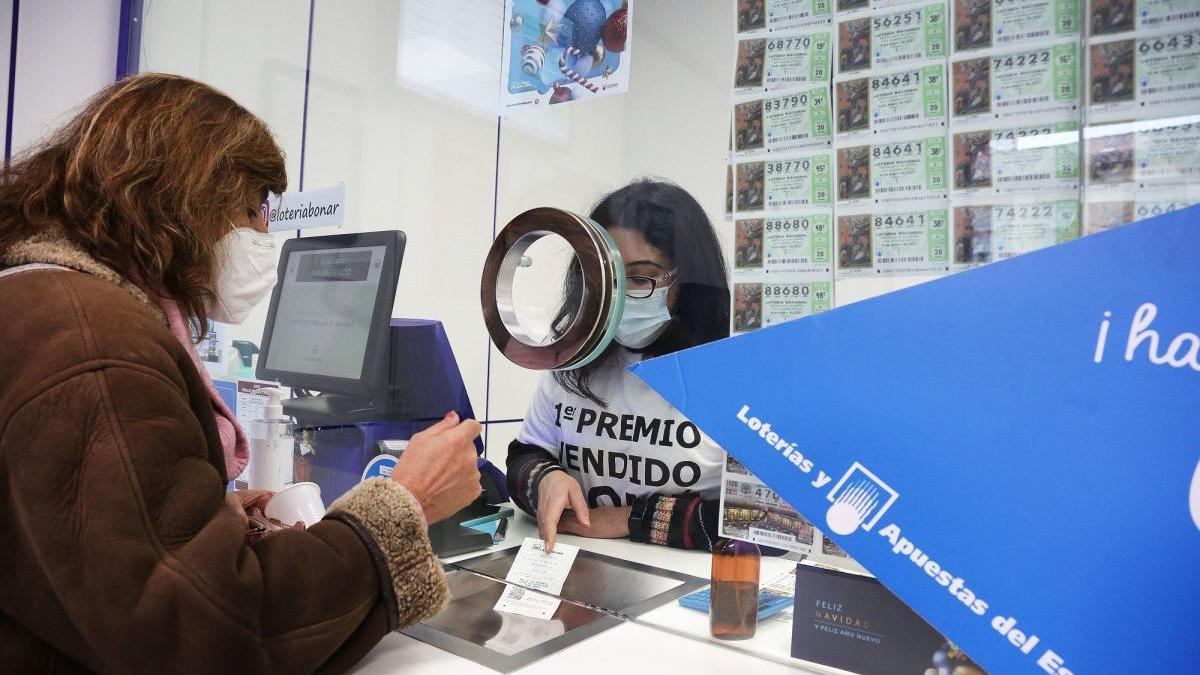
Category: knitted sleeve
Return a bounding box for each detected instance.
[628,493,720,552]
[505,438,566,517]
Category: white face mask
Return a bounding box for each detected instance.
[209,227,278,325]
[614,285,673,349]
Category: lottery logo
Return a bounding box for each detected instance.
[825,462,899,535]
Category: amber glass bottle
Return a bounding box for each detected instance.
[709,538,761,640]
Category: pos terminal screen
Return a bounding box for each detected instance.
[263,245,389,379]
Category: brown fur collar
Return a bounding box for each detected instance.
[0,234,164,321]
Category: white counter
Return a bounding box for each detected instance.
[350,511,855,675]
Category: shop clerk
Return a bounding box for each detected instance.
[507,179,731,552]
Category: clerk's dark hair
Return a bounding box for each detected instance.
[553,178,730,407]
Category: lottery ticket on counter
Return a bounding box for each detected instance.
[1083,193,1199,234]
[734,30,833,95]
[1088,0,1200,37]
[952,0,1081,53]
[951,121,1081,194]
[736,0,834,34]
[733,280,832,332]
[734,152,834,212]
[1088,29,1200,123]
[1085,117,1200,189]
[720,456,818,554]
[734,213,835,276]
[834,1,948,76]
[835,134,949,205]
[494,585,562,620]
[733,86,833,155]
[951,40,1081,124]
[834,63,948,141]
[836,204,952,277]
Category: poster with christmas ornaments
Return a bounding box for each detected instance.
[501,0,631,108]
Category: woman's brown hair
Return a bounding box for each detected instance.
[0,72,287,331]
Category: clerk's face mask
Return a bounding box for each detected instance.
[614,284,674,348]
[209,227,278,324]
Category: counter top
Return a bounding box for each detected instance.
[350,510,851,675]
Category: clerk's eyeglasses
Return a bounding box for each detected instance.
[625,268,678,299]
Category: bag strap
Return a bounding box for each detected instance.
[0,263,72,279]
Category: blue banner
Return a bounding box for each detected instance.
[631,206,1200,674]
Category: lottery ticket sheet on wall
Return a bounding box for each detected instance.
[733,87,835,155]
[729,16,839,331]
[1082,1,1200,235]
[728,4,841,576]
[736,0,835,34]
[728,149,836,333]
[1082,114,1200,234]
[722,0,1199,572]
[719,454,871,573]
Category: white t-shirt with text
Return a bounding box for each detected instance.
[515,349,725,508]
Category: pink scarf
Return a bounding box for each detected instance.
[157,296,250,479]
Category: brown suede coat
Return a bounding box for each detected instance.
[0,238,447,674]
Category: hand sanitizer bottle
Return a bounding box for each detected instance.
[249,387,293,492]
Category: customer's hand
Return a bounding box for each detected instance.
[234,490,274,512]
[558,506,630,540]
[225,490,275,525]
[390,411,482,524]
[536,471,590,552]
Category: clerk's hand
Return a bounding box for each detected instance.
[536,471,590,552]
[391,411,482,524]
[558,506,630,540]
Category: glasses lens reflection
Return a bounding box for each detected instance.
[625,276,656,299]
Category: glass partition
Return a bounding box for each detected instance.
[137,2,1196,673]
[133,2,954,672]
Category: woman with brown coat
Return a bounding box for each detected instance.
[0,73,482,674]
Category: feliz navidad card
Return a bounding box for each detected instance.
[632,205,1200,674]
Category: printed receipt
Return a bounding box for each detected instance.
[493,538,580,620]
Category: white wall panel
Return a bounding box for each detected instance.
[139,0,312,352]
[306,1,501,418]
[10,0,120,155]
[617,0,736,266]
[140,0,309,187]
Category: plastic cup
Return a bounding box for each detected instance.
[264,482,326,527]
